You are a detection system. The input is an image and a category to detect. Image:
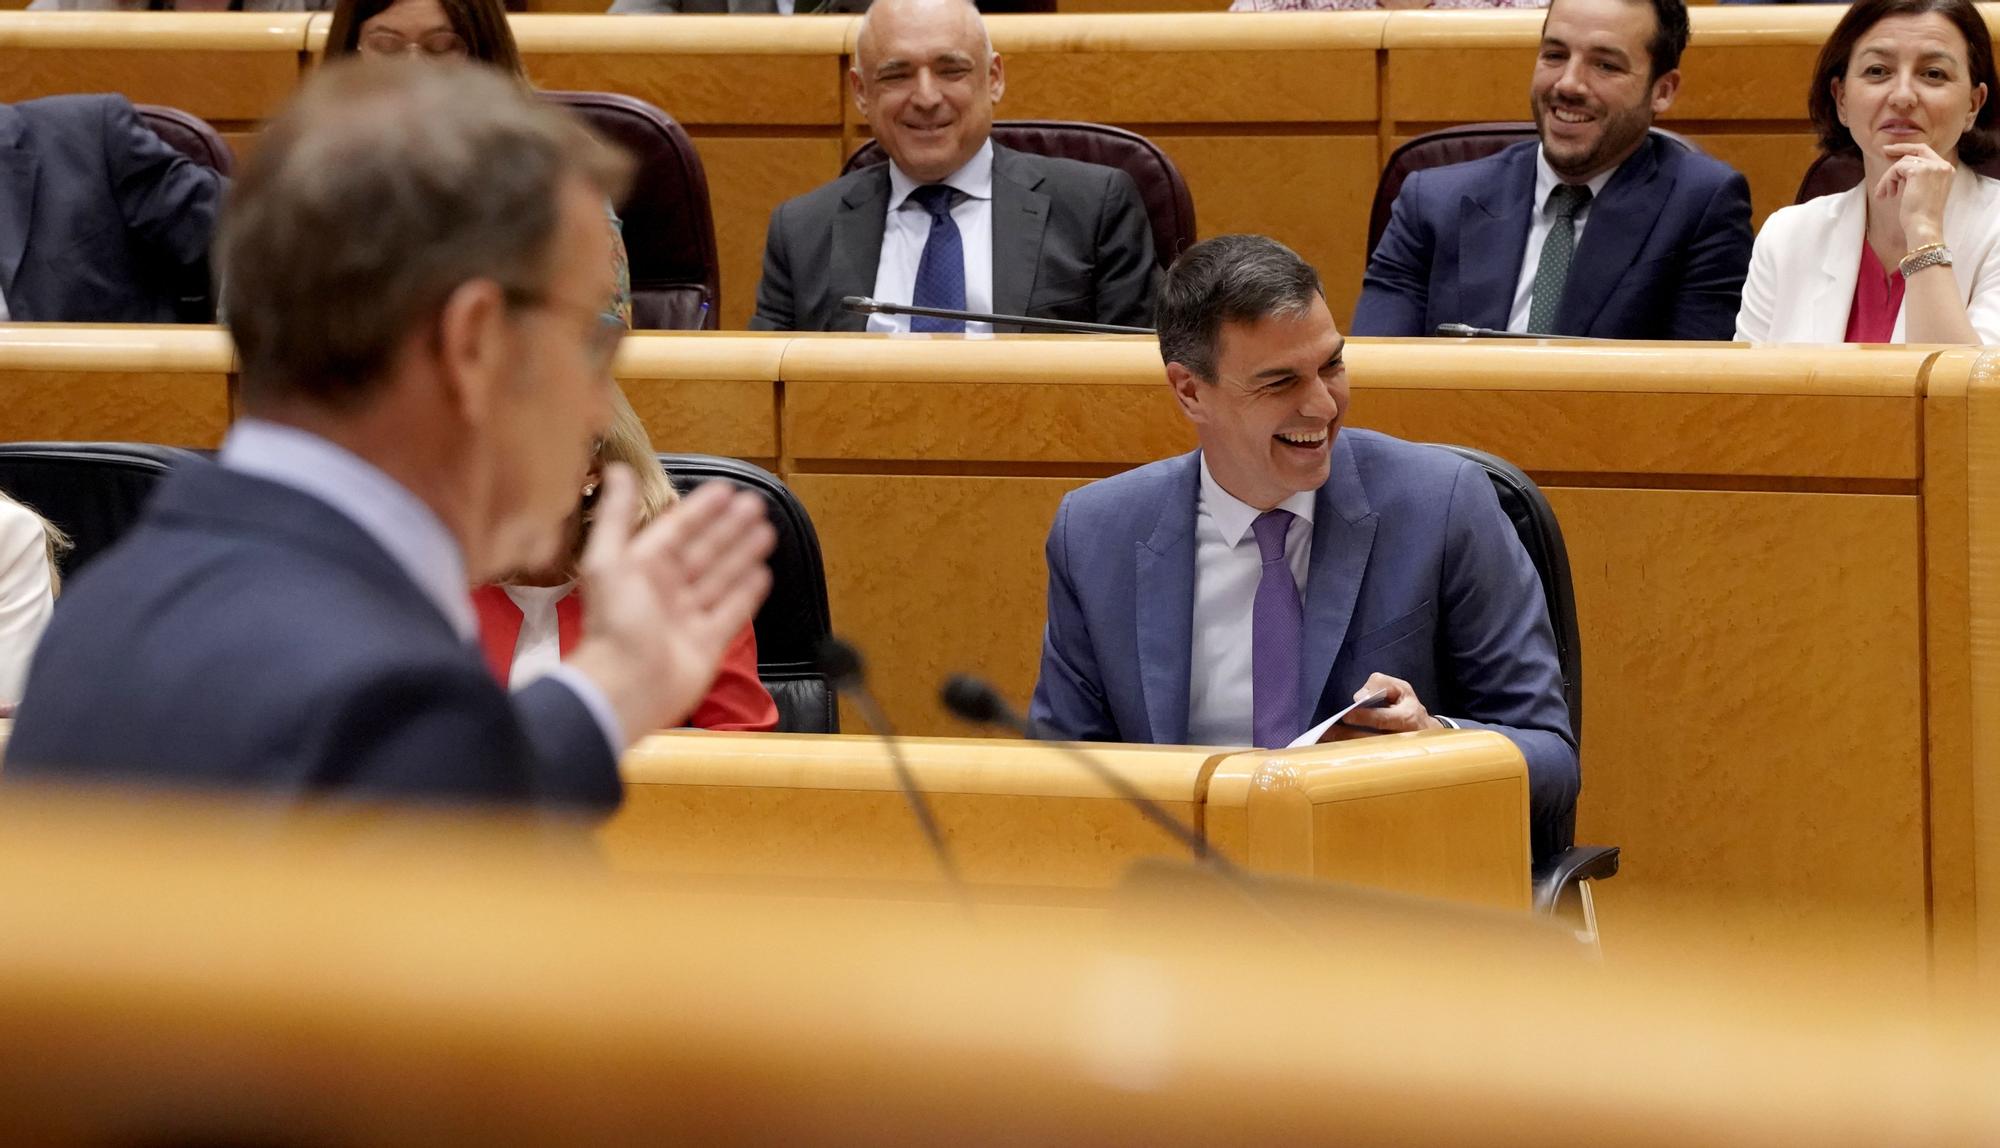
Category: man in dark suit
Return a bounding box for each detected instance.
[750,0,1155,333]
[4,62,775,811]
[0,94,224,323]
[1352,0,1752,341]
[1034,235,1577,859]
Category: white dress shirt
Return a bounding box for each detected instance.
[0,281,10,323]
[870,140,996,336]
[1505,149,1621,333]
[502,582,574,689]
[0,497,56,706]
[1186,456,1317,747]
[219,419,624,751]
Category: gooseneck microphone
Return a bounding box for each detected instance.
[818,637,966,899]
[940,674,1231,873]
[840,296,1155,336]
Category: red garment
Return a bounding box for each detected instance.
[1844,242,1908,344]
[470,584,779,732]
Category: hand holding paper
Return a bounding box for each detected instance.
[1286,673,1443,747]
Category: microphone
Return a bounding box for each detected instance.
[940,674,1231,872]
[818,637,967,900]
[1434,323,1606,341]
[840,295,1154,336]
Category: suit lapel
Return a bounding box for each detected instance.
[1457,146,1536,331]
[1557,135,1667,334]
[1810,187,1868,343]
[1298,433,1377,722]
[827,167,890,333]
[1135,453,1199,744]
[989,146,1051,319]
[0,107,38,302]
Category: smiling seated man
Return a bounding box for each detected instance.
[748,0,1155,334]
[1032,235,1579,861]
[1352,0,1752,340]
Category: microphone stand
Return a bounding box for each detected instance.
[841,295,1154,336]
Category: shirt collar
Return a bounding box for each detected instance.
[219,418,477,642]
[1198,453,1318,549]
[888,138,996,212]
[1533,145,1620,216]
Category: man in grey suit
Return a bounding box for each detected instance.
[1031,235,1578,860]
[0,94,224,323]
[749,0,1154,333]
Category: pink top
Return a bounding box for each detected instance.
[1844,242,1906,344]
[1230,0,1542,8]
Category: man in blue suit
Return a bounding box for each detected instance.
[1352,0,1752,341]
[1033,235,1578,858]
[0,94,224,323]
[4,62,774,810]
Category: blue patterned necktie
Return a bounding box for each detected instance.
[1527,183,1592,335]
[907,184,966,333]
[1250,509,1303,748]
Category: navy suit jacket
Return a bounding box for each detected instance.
[749,143,1156,332]
[4,462,621,812]
[1352,134,1752,340]
[0,94,223,323]
[1030,430,1578,859]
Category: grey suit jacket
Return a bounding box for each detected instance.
[749,143,1156,332]
[0,95,224,323]
[1030,430,1579,861]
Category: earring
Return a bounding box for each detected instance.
[581,482,598,498]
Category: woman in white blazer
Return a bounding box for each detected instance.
[1736,0,1999,345]
[0,493,65,709]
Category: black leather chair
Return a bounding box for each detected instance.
[134,104,232,323]
[1795,149,2000,202]
[0,443,202,578]
[657,453,836,734]
[545,92,720,331]
[1369,124,1697,257]
[842,121,1198,270]
[1428,444,1621,930]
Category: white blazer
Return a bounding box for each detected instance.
[0,497,56,706]
[1735,163,2000,345]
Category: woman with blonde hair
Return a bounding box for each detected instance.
[472,390,779,731]
[0,492,68,710]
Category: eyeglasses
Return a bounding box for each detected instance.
[358,29,468,58]
[505,288,629,376]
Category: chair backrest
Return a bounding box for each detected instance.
[656,453,836,734]
[1794,149,2000,203]
[133,105,231,323]
[544,92,720,332]
[1426,443,1581,855]
[1368,125,1698,258]
[0,443,203,578]
[842,121,1197,270]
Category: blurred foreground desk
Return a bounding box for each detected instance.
[610,727,1534,912]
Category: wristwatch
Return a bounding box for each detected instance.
[1901,242,1954,279]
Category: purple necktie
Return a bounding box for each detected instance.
[1251,508,1302,748]
[906,184,966,333]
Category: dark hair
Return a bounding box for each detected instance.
[1155,235,1323,381]
[1808,0,1997,163]
[1544,0,1688,82]
[324,0,525,79]
[220,59,630,409]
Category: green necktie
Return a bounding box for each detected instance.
[1527,183,1593,335]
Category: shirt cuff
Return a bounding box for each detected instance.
[542,663,627,755]
[1435,715,1460,730]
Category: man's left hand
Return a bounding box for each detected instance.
[1336,672,1442,734]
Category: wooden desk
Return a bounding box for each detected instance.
[0,324,233,447]
[608,726,1533,910]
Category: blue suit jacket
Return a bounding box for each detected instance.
[0,94,223,323]
[1030,430,1578,859]
[4,462,621,811]
[1352,134,1752,340]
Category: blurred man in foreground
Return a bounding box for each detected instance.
[4,61,774,810]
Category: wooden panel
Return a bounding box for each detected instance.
[612,333,781,457]
[1679,131,1824,227]
[1946,348,2000,985]
[0,326,236,446]
[1552,486,1927,961]
[691,136,845,331]
[1058,0,1225,11]
[1157,134,1377,327]
[0,13,308,121]
[785,375,1190,464]
[1923,350,1976,987]
[992,33,1377,125]
[786,473,1082,735]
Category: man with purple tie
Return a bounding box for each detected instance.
[1031,235,1578,860]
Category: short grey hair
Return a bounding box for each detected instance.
[219,58,632,411]
[1154,235,1323,381]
